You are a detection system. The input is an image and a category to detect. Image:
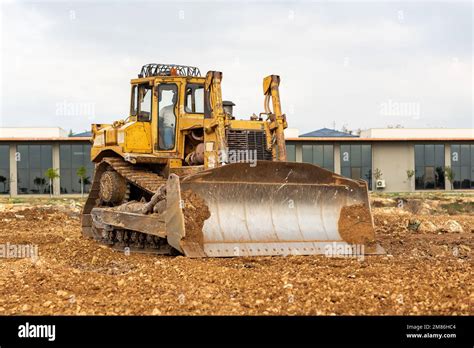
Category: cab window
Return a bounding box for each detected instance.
[137,84,152,122]
[185,84,204,114]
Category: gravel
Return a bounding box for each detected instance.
[0,198,471,315]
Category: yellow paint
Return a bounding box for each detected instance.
[120,121,152,153]
[168,159,183,168]
[90,68,286,171]
[229,119,264,130]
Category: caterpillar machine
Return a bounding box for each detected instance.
[82,63,383,257]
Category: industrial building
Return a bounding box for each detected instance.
[286,127,474,192]
[0,128,93,196]
[0,127,472,196]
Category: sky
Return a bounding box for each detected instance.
[0,0,472,135]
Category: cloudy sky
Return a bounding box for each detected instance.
[0,0,472,134]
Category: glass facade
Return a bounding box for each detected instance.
[286,144,296,162]
[0,145,9,194]
[451,144,474,189]
[415,144,445,190]
[17,144,52,194]
[60,144,94,194]
[0,140,471,194]
[340,144,372,189]
[302,144,334,171]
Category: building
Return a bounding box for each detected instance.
[286,127,474,192]
[0,128,93,196]
[0,127,472,196]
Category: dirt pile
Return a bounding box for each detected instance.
[338,204,375,245]
[181,190,210,245]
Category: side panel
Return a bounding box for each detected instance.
[121,122,152,153]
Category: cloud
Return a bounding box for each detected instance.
[0,1,472,133]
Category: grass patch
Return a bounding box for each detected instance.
[7,197,25,204]
[440,201,474,215]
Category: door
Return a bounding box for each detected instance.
[153,82,180,152]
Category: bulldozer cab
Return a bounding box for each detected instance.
[91,64,287,170]
[131,78,184,154]
[127,64,206,162]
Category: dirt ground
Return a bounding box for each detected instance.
[0,194,472,315]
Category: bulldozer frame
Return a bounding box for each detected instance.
[82,63,384,257]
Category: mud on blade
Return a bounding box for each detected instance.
[166,161,384,257]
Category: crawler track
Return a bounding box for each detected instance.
[82,157,167,253]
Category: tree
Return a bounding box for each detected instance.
[45,168,60,198]
[373,168,383,180]
[373,168,383,190]
[76,166,87,197]
[68,129,74,137]
[444,166,455,190]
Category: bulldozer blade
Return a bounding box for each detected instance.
[166,161,385,258]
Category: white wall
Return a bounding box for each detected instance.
[0,127,68,138]
[284,128,299,138]
[372,142,415,192]
[360,128,474,139]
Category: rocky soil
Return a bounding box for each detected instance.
[0,195,471,315]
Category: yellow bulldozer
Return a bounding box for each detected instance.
[82,63,382,257]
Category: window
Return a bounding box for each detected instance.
[137,84,152,122]
[302,144,334,171]
[157,84,178,150]
[0,145,9,194]
[415,144,445,190]
[130,85,137,116]
[286,144,296,162]
[60,144,95,194]
[185,84,204,113]
[340,144,372,189]
[17,144,52,194]
[451,144,474,189]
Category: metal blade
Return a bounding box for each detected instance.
[166,161,384,257]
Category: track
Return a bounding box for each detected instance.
[82,157,167,254]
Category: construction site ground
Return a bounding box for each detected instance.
[0,193,472,315]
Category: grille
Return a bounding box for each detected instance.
[226,129,272,161]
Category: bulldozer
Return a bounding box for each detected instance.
[82,63,383,257]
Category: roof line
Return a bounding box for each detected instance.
[286,137,474,142]
[0,137,91,141]
[0,127,67,129]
